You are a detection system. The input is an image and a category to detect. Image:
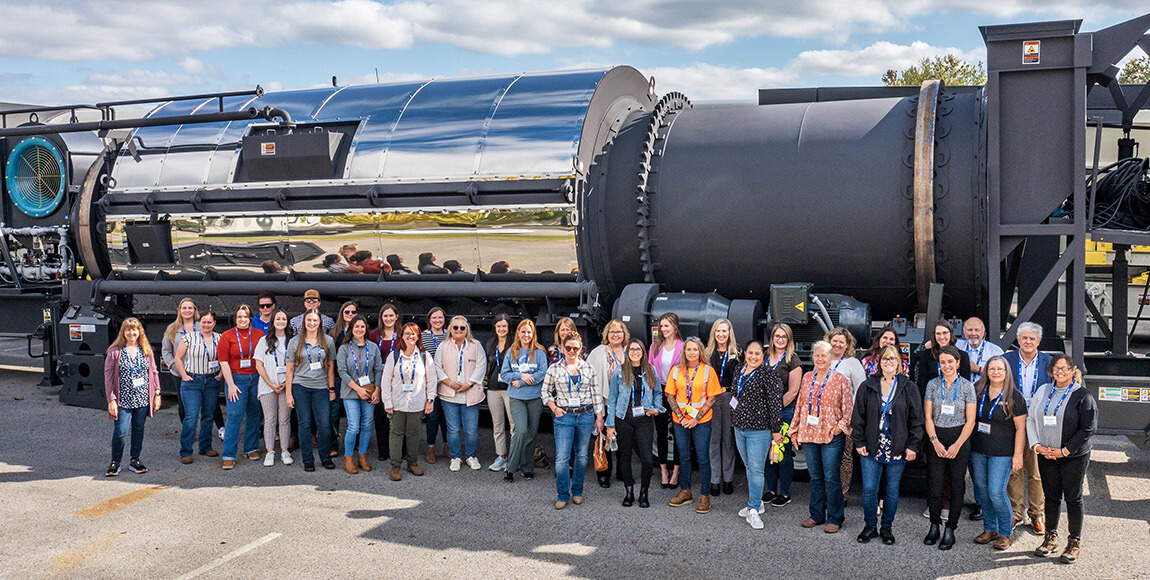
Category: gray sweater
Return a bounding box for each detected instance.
[336,340,384,399]
[286,335,336,390]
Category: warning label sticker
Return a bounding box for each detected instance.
[261,142,276,156]
[1023,40,1040,64]
[1098,386,1150,402]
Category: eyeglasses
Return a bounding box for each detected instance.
[344,309,357,315]
[451,325,467,331]
[564,345,581,352]
[258,303,274,309]
[627,347,644,352]
[608,330,624,335]
[881,357,900,362]
[1051,366,1073,373]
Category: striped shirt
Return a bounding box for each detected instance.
[180,331,220,375]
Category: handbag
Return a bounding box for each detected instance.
[593,433,609,472]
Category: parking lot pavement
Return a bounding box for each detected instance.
[1,370,1147,580]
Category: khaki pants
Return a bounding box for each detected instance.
[1007,434,1044,520]
[389,411,423,469]
[487,389,515,456]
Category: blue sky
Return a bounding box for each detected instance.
[0,1,1146,105]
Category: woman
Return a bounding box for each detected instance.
[825,327,866,502]
[706,318,741,497]
[330,301,359,349]
[852,345,924,545]
[763,323,803,507]
[485,314,516,472]
[913,320,973,397]
[605,337,663,507]
[1029,355,1096,564]
[162,298,211,432]
[369,303,400,462]
[422,307,449,463]
[434,315,487,472]
[791,341,854,533]
[286,310,337,471]
[923,345,977,549]
[588,319,629,488]
[730,341,784,529]
[648,313,684,489]
[253,309,293,466]
[173,309,221,463]
[337,315,383,474]
[381,322,437,480]
[861,326,909,377]
[218,305,265,469]
[970,356,1027,550]
[500,319,549,482]
[664,337,724,514]
[103,318,162,476]
[547,317,587,364]
[542,332,603,509]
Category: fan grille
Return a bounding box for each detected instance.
[5,137,66,217]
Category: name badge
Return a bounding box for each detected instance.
[208,361,220,372]
[632,405,645,417]
[807,415,820,426]
[239,359,252,369]
[684,404,699,419]
[357,376,371,386]
[978,421,991,434]
[276,367,287,380]
[132,376,147,388]
[940,404,955,416]
[402,383,415,393]
[309,361,322,371]
[729,397,739,410]
[1043,415,1058,427]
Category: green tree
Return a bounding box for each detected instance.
[882,54,987,87]
[1119,55,1150,84]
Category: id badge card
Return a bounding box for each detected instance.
[729,397,739,410]
[1043,415,1058,427]
[402,383,415,393]
[807,414,820,426]
[208,361,220,372]
[309,361,322,371]
[977,421,991,434]
[276,367,287,381]
[239,359,252,369]
[940,404,955,416]
[357,376,371,386]
[132,376,147,388]
[684,404,699,419]
[631,405,644,417]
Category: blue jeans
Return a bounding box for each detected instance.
[426,398,447,446]
[765,406,795,496]
[293,385,331,466]
[441,400,480,459]
[971,451,1015,536]
[553,410,595,502]
[734,427,772,511]
[223,373,262,460]
[112,406,148,463]
[860,454,907,528]
[343,398,376,457]
[803,433,846,525]
[674,421,712,494]
[179,373,220,457]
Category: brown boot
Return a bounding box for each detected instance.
[1059,538,1080,563]
[669,489,693,507]
[696,495,711,514]
[426,447,437,464]
[407,464,424,476]
[390,468,402,481]
[973,531,998,544]
[344,456,358,474]
[1035,531,1058,557]
[357,454,372,472]
[993,535,1013,550]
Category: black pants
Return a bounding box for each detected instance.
[373,403,391,460]
[615,413,655,488]
[928,425,970,528]
[1037,453,1089,540]
[653,393,678,466]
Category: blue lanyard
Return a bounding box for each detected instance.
[609,348,621,369]
[457,343,466,378]
[979,387,1003,420]
[352,344,371,376]
[631,370,646,406]
[400,352,416,384]
[125,346,146,376]
[767,353,784,373]
[719,350,729,379]
[429,331,444,350]
[234,328,252,360]
[200,332,218,360]
[880,377,897,426]
[807,370,831,416]
[735,365,759,398]
[1019,357,1040,397]
[305,341,322,364]
[379,332,396,354]
[1043,382,1075,416]
[566,369,581,397]
[940,375,959,403]
[967,341,986,367]
[493,344,504,374]
[831,355,846,376]
[687,364,703,401]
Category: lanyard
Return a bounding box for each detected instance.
[719,350,729,379]
[492,344,504,375]
[609,348,621,370]
[631,370,646,406]
[880,377,897,422]
[687,364,703,401]
[456,343,466,378]
[305,341,322,364]
[566,369,581,398]
[831,354,846,376]
[807,370,831,416]
[125,346,146,376]
[352,344,371,376]
[234,327,252,360]
[430,331,445,350]
[967,341,986,367]
[1019,356,1040,397]
[767,353,784,373]
[379,332,396,354]
[1043,382,1075,416]
[735,365,759,398]
[979,387,1004,420]
[400,352,417,384]
[201,331,218,360]
[940,375,959,403]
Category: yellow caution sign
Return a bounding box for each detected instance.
[796,301,805,313]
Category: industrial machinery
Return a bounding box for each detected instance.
[1,14,1149,444]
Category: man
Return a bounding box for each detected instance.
[252,290,276,334]
[289,289,336,334]
[1002,321,1053,535]
[955,317,1004,383]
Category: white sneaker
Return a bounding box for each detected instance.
[922,506,950,519]
[489,456,508,471]
[738,502,766,517]
[466,457,481,471]
[450,458,462,472]
[218,426,225,440]
[281,451,294,465]
[263,453,274,467]
[746,510,764,530]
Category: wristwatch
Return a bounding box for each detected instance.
[929,435,938,442]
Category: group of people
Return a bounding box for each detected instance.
[102,300,1096,563]
[320,245,520,277]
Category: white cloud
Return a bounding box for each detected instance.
[648,63,797,100]
[791,41,985,77]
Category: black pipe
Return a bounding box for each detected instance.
[0,106,288,138]
[92,279,590,300]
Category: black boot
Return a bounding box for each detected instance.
[710,483,721,496]
[938,526,956,550]
[722,481,734,495]
[622,486,635,507]
[924,523,941,545]
[857,525,878,543]
[638,487,650,508]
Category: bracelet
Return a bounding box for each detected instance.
[929,435,938,442]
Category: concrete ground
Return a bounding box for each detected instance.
[1,369,1148,580]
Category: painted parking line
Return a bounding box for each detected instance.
[72,477,189,517]
[172,533,282,580]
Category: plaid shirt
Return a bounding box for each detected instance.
[541,358,602,414]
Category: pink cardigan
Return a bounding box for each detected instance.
[104,346,161,419]
[649,339,684,385]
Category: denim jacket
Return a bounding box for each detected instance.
[606,366,665,428]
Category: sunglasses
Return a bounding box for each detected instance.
[451,325,467,331]
[258,303,274,309]
[564,345,581,352]
[304,298,320,303]
[344,309,357,315]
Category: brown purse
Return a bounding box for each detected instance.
[593,433,609,472]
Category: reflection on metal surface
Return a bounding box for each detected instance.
[106,208,576,275]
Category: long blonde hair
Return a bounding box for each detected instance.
[600,319,630,346]
[823,326,857,358]
[295,310,332,363]
[164,297,199,342]
[111,317,153,357]
[767,323,795,364]
[509,319,544,361]
[704,318,740,360]
[448,315,479,346]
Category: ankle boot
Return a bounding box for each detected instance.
[344,456,358,474]
[623,486,635,507]
[638,487,650,508]
[939,526,956,550]
[357,454,372,472]
[924,523,941,545]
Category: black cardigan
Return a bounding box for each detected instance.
[1035,386,1098,458]
[851,374,925,457]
